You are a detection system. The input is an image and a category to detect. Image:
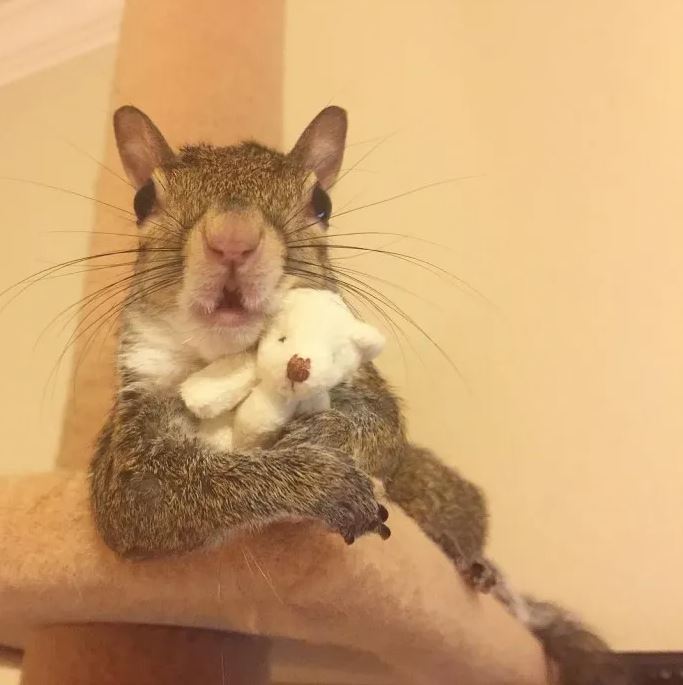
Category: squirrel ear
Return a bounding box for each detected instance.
[352,322,385,362]
[113,106,175,188]
[289,106,347,189]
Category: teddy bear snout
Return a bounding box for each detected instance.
[286,354,311,384]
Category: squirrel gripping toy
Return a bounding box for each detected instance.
[180,287,385,450]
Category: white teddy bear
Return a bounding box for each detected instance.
[180,288,385,449]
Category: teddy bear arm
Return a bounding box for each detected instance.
[232,386,296,449]
[180,353,257,419]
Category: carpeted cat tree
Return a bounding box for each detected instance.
[0,1,551,682]
[0,470,549,684]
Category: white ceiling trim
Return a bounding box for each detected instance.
[0,0,124,88]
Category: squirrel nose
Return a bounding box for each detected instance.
[204,211,262,265]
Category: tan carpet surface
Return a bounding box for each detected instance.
[0,470,548,685]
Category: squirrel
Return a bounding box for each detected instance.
[89,105,629,684]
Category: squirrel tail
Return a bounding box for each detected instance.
[495,584,632,685]
[526,597,632,684]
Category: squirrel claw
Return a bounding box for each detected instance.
[378,504,389,522]
[462,558,498,594]
[378,523,391,540]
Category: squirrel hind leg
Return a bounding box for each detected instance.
[384,444,489,572]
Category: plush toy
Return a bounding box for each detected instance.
[180,288,385,449]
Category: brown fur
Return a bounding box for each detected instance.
[90,106,625,683]
[524,599,632,685]
[93,106,487,564]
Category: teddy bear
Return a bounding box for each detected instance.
[180,287,385,450]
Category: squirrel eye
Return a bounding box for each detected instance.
[134,180,156,225]
[311,183,331,228]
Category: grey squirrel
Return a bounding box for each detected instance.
[89,105,629,684]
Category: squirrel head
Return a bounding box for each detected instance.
[113,105,347,356]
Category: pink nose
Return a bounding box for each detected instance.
[204,211,261,265]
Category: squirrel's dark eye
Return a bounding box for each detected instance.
[311,183,331,228]
[134,180,156,224]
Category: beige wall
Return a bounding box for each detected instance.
[0,46,116,474]
[0,0,680,657]
[0,45,116,685]
[285,1,682,650]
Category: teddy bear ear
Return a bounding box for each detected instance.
[352,322,385,362]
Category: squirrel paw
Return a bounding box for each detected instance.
[318,465,391,545]
[340,502,391,545]
[461,557,499,593]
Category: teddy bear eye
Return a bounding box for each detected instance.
[311,183,331,228]
[278,336,287,343]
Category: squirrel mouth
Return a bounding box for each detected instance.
[199,286,255,327]
[189,284,263,328]
[215,287,245,312]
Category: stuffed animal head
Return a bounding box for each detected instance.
[256,288,384,399]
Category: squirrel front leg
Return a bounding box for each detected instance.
[90,382,389,557]
[277,364,489,574]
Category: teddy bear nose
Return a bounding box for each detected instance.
[204,211,261,265]
[286,355,311,383]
